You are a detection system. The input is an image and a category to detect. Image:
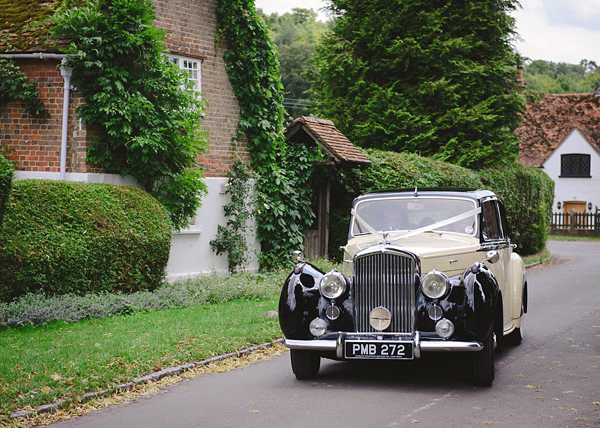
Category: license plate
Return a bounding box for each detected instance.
[344,340,414,360]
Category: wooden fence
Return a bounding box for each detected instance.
[550,211,600,236]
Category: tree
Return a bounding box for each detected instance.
[523,59,600,94]
[258,8,329,118]
[311,0,525,169]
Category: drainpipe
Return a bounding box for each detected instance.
[59,59,73,180]
[0,53,75,180]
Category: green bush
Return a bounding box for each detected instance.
[480,163,554,255]
[0,180,172,302]
[0,153,13,226]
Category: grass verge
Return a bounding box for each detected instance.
[0,270,294,423]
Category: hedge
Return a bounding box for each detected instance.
[326,149,552,259]
[480,163,554,255]
[0,153,13,226]
[0,180,172,302]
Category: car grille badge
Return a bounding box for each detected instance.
[369,307,392,331]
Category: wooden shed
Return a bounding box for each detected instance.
[285,116,371,259]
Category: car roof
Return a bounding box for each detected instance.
[353,188,498,205]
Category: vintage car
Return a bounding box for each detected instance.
[279,188,527,386]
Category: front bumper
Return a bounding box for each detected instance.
[284,332,483,359]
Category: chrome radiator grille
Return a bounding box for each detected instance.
[353,252,417,333]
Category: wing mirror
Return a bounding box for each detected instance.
[485,250,500,264]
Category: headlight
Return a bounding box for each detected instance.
[422,270,449,299]
[320,270,347,299]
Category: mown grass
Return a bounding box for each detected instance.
[0,270,292,422]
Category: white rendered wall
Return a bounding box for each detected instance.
[542,129,600,212]
[167,177,260,280]
[13,172,260,280]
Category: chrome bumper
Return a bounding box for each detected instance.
[284,332,483,359]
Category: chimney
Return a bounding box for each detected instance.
[516,65,526,87]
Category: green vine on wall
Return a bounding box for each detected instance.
[216,0,316,268]
[48,0,208,231]
[210,154,254,273]
[0,57,48,117]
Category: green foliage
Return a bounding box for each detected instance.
[0,153,13,226]
[216,0,315,268]
[0,57,48,117]
[523,59,600,94]
[48,0,208,230]
[1,270,285,328]
[311,0,525,169]
[480,163,554,255]
[258,8,330,117]
[0,180,172,302]
[210,155,255,273]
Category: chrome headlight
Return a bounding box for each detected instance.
[422,270,449,299]
[320,270,347,299]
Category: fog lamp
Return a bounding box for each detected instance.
[309,318,327,337]
[428,304,443,321]
[326,305,341,320]
[435,318,455,339]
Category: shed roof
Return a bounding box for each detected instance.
[516,93,600,167]
[285,116,371,165]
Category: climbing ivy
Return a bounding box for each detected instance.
[0,57,48,117]
[210,154,255,273]
[48,0,208,231]
[216,0,316,268]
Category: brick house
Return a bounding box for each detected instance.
[516,93,600,215]
[0,0,259,277]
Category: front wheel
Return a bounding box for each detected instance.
[472,331,495,386]
[290,349,320,380]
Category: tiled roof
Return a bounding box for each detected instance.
[0,0,61,53]
[285,116,371,165]
[516,93,600,167]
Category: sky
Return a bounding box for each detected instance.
[254,0,600,65]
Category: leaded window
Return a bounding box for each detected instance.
[561,154,591,177]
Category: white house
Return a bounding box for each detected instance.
[541,128,600,214]
[517,93,600,215]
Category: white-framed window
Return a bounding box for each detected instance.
[175,214,202,235]
[168,54,202,93]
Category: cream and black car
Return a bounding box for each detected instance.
[279,188,527,386]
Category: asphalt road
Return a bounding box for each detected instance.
[55,240,600,427]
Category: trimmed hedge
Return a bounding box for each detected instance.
[326,149,553,259]
[480,163,554,255]
[0,153,13,226]
[0,180,172,302]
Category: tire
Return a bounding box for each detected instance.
[472,331,495,386]
[290,349,320,380]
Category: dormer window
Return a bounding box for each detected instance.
[560,153,591,177]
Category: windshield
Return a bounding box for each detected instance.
[351,196,478,237]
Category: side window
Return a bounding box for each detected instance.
[481,200,501,241]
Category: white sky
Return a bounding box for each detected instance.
[254,0,600,64]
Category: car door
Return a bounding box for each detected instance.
[480,198,512,328]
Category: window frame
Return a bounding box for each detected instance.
[167,54,202,94]
[560,153,591,178]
